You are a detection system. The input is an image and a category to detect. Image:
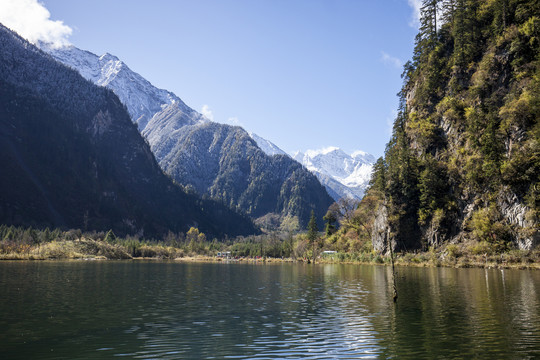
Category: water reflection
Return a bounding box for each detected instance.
[0,262,538,359]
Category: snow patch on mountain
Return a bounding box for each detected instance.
[294,147,375,201]
[40,43,203,132]
[249,132,288,156]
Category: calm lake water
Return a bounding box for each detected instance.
[0,261,539,359]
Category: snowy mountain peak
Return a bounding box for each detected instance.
[40,43,196,131]
[99,52,120,62]
[295,147,375,201]
[304,146,343,158]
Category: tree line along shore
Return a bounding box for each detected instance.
[1,225,538,269]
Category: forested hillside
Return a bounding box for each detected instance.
[362,0,539,252]
[0,24,258,238]
[151,122,334,229]
[44,44,333,230]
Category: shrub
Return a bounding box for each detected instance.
[446,244,461,258]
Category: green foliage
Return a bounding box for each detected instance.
[307,211,318,244]
[104,230,116,244]
[369,157,387,193]
[323,210,337,236]
[364,0,540,252]
[467,207,512,252]
[418,157,451,225]
[279,215,300,233]
[446,243,461,258]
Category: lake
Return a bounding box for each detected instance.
[0,261,539,359]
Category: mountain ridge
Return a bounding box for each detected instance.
[41,43,204,132]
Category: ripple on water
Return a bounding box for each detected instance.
[2,262,537,359]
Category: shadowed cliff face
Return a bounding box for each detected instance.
[0,24,258,238]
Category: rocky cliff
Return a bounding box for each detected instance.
[367,0,539,252]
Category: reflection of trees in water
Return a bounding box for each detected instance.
[365,266,540,358]
[2,262,538,358]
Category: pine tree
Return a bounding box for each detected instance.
[421,0,440,41]
[369,157,387,194]
[307,210,319,262]
[323,210,337,236]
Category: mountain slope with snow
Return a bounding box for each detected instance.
[249,132,288,156]
[42,44,333,228]
[41,44,204,131]
[154,122,333,227]
[0,25,257,238]
[294,147,375,201]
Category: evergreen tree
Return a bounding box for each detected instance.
[307,211,318,243]
[369,157,387,194]
[323,210,337,236]
[307,210,319,262]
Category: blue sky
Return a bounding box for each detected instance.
[2,0,420,157]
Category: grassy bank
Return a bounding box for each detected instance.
[317,248,540,270]
[0,238,183,260]
[0,226,538,269]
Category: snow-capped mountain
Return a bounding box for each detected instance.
[41,43,333,227]
[40,44,205,132]
[0,24,257,237]
[249,132,288,156]
[294,147,376,201]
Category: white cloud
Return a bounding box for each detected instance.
[381,51,402,69]
[201,104,214,121]
[407,0,422,28]
[0,0,72,48]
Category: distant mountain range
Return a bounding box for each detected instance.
[243,135,376,202]
[294,148,375,201]
[0,24,257,238]
[43,43,333,228]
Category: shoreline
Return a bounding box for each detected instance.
[0,238,538,270]
[2,253,537,270]
[173,254,540,270]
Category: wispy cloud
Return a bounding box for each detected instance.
[381,51,402,69]
[0,0,72,48]
[407,0,422,28]
[200,104,214,121]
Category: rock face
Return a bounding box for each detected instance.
[497,189,539,250]
[372,205,390,254]
[0,24,257,238]
[294,148,375,201]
